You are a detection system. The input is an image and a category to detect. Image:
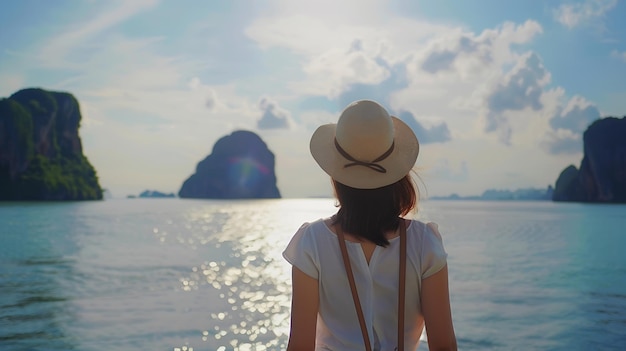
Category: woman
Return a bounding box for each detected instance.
[283,100,457,351]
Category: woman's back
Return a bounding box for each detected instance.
[283,218,447,350]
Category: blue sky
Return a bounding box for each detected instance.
[1,0,625,198]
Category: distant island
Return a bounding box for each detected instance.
[0,88,102,201]
[553,116,626,203]
[431,186,554,201]
[127,190,176,198]
[179,130,281,199]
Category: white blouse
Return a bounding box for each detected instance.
[283,218,448,351]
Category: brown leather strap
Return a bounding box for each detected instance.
[398,221,406,351]
[337,227,372,351]
[337,219,407,351]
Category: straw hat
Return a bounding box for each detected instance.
[309,100,419,189]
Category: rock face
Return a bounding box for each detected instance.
[0,88,102,200]
[179,130,281,199]
[553,117,626,203]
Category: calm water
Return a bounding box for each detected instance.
[0,199,625,351]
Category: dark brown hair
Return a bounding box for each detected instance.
[331,174,418,247]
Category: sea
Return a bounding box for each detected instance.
[0,198,625,351]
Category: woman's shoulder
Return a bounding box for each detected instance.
[293,217,333,238]
[405,220,448,277]
[299,217,328,230]
[405,219,427,233]
[405,219,444,242]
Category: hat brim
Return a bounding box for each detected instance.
[310,116,419,189]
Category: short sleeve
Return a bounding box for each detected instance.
[421,222,448,279]
[282,222,319,279]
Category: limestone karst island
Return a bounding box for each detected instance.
[553,116,626,203]
[0,88,102,201]
[179,130,281,199]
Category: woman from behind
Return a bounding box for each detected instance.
[283,100,457,351]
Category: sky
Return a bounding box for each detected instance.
[1,0,625,198]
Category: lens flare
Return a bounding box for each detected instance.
[228,157,270,195]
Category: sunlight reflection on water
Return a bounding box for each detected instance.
[156,199,334,350]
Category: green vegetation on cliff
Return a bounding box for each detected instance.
[0,98,35,163]
[0,88,102,201]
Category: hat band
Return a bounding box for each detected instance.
[334,138,395,174]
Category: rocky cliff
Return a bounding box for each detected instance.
[179,130,281,199]
[0,88,102,200]
[553,117,626,203]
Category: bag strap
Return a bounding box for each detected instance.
[398,221,406,351]
[337,227,372,351]
[337,219,407,351]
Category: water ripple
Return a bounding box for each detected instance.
[1,199,625,350]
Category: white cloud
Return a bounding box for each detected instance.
[533,95,600,155]
[491,20,544,45]
[298,110,338,130]
[302,40,390,98]
[247,0,392,55]
[484,52,551,144]
[611,50,626,62]
[553,0,617,29]
[396,111,451,144]
[246,1,457,99]
[257,97,292,129]
[39,0,159,66]
[550,95,601,134]
[67,35,189,91]
[541,129,583,154]
[251,17,545,148]
[391,21,544,143]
